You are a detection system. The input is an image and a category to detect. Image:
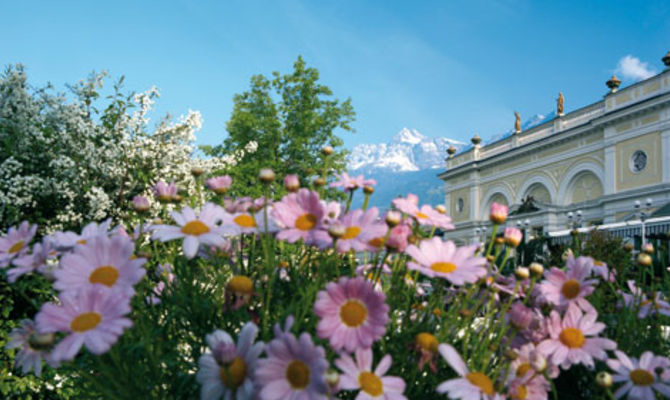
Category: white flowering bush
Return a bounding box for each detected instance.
[0,65,256,233]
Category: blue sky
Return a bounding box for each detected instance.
[1,0,669,149]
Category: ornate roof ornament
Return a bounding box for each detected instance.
[606,75,621,93]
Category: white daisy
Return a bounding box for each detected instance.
[151,203,226,259]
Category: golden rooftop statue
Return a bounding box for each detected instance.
[606,75,621,93]
[557,92,564,116]
[514,111,521,133]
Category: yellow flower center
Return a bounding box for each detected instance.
[415,212,429,219]
[233,214,257,228]
[466,372,495,395]
[339,300,368,327]
[430,262,457,274]
[295,213,317,231]
[416,333,438,352]
[516,362,532,377]
[514,384,528,399]
[76,239,87,245]
[594,260,603,266]
[219,356,247,389]
[226,276,253,295]
[181,220,210,236]
[89,265,119,287]
[359,371,383,396]
[341,226,361,240]
[629,369,654,386]
[70,312,102,332]
[561,279,581,299]
[559,327,585,348]
[8,240,24,254]
[286,360,310,389]
[368,237,385,247]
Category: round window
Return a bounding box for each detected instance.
[629,150,647,173]
[457,198,464,213]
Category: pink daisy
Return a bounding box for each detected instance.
[538,256,598,312]
[7,237,58,283]
[271,189,331,248]
[322,200,342,226]
[437,343,504,400]
[314,277,389,353]
[4,319,58,376]
[206,175,233,194]
[53,235,146,295]
[411,205,454,230]
[405,237,487,285]
[619,280,670,318]
[151,203,226,259]
[392,194,419,215]
[196,322,265,400]
[335,348,407,400]
[330,172,377,191]
[35,285,133,362]
[51,219,115,251]
[385,223,411,252]
[0,221,37,268]
[607,350,670,399]
[537,304,616,370]
[336,208,388,253]
[154,180,178,201]
[507,344,556,398]
[255,316,329,400]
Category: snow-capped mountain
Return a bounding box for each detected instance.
[347,128,465,173]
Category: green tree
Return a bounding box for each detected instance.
[204,56,355,198]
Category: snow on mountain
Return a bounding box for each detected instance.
[347,128,465,173]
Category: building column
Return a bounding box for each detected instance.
[662,130,670,183]
[470,172,480,221]
[604,145,616,195]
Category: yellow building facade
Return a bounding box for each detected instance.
[439,60,670,242]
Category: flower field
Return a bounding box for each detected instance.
[2,163,670,400]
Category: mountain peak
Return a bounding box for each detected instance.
[393,127,425,145]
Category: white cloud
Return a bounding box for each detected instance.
[615,55,656,81]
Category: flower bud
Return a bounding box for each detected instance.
[495,237,505,245]
[258,168,276,183]
[172,194,183,203]
[206,175,233,194]
[325,369,340,390]
[415,333,439,353]
[486,255,495,263]
[530,351,547,373]
[321,146,334,156]
[489,202,509,224]
[515,267,530,280]
[504,227,523,247]
[328,222,346,239]
[642,243,654,254]
[363,185,375,195]
[508,302,534,330]
[385,211,402,227]
[562,248,573,261]
[28,332,55,350]
[190,166,204,177]
[284,174,300,192]
[132,195,151,212]
[595,371,613,389]
[459,309,473,318]
[226,276,254,295]
[435,205,447,215]
[313,177,326,187]
[637,253,652,267]
[503,349,518,360]
[624,242,634,252]
[529,262,544,277]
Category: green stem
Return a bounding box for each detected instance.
[486,224,499,257]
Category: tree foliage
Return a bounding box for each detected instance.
[204,56,355,198]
